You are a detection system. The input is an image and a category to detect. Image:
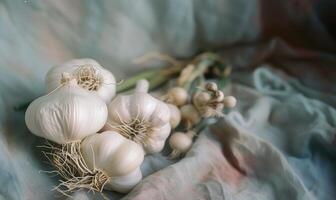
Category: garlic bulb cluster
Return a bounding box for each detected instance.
[81,131,144,193]
[25,74,108,144]
[46,58,116,103]
[106,79,171,154]
[21,53,241,196]
[193,82,237,117]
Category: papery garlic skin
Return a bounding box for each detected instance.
[46,58,116,103]
[25,79,108,144]
[107,79,171,154]
[81,131,144,193]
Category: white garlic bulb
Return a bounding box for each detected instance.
[169,131,195,159]
[81,131,144,193]
[25,75,108,144]
[46,58,116,103]
[223,96,237,108]
[180,104,201,127]
[165,87,188,106]
[169,132,193,153]
[106,79,171,154]
[167,104,181,129]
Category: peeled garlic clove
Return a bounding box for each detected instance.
[166,87,188,106]
[81,131,144,193]
[169,132,193,153]
[46,58,116,103]
[107,79,171,154]
[25,78,108,144]
[167,104,181,129]
[223,96,237,108]
[180,104,201,127]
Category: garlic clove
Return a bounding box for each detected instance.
[25,79,108,144]
[130,93,157,122]
[167,104,181,129]
[148,101,171,127]
[81,131,145,177]
[108,95,132,125]
[150,123,171,141]
[105,167,142,193]
[144,139,166,154]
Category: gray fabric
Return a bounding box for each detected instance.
[1,0,336,200]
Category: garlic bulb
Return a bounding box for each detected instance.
[169,131,195,158]
[180,104,200,127]
[106,79,171,154]
[81,131,144,193]
[25,74,108,144]
[223,96,237,108]
[164,87,188,106]
[192,82,237,117]
[46,58,116,103]
[167,104,181,129]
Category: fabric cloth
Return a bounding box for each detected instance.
[0,0,335,200]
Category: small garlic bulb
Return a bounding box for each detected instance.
[192,82,237,117]
[165,87,188,106]
[180,104,201,127]
[167,104,181,129]
[169,131,195,158]
[81,131,144,193]
[107,79,171,154]
[192,91,211,109]
[223,96,237,108]
[46,58,116,103]
[25,74,108,144]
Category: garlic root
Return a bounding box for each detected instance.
[42,142,110,195]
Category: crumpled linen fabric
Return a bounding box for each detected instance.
[120,67,336,200]
[1,0,336,200]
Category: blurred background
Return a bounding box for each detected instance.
[0,0,335,199]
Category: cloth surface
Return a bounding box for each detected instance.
[0,0,335,200]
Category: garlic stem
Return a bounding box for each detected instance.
[117,64,184,93]
[116,68,160,93]
[135,79,149,93]
[192,119,207,134]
